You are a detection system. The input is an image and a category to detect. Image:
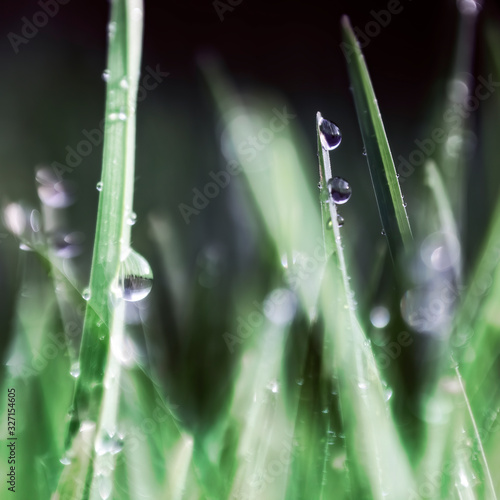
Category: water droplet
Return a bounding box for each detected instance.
[384,387,393,401]
[95,431,124,456]
[70,362,80,378]
[30,209,41,233]
[127,212,137,226]
[59,455,71,465]
[370,306,390,328]
[403,202,408,208]
[82,288,91,301]
[119,77,129,89]
[36,167,75,208]
[358,381,368,390]
[457,0,482,15]
[107,22,116,40]
[337,214,344,227]
[52,231,85,259]
[328,177,352,204]
[98,475,112,500]
[3,203,26,236]
[296,378,304,386]
[263,288,297,325]
[318,116,342,150]
[267,380,280,393]
[362,147,367,156]
[317,182,322,190]
[102,69,110,82]
[322,408,329,414]
[381,229,386,236]
[118,249,153,302]
[96,181,103,191]
[132,6,143,20]
[327,218,333,229]
[19,243,32,251]
[421,232,461,272]
[118,111,127,121]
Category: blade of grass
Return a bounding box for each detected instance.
[340,15,412,262]
[57,0,144,497]
[317,112,415,499]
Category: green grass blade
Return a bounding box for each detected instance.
[317,113,415,499]
[57,0,144,498]
[340,15,412,261]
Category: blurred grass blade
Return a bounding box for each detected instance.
[424,159,462,284]
[340,15,412,261]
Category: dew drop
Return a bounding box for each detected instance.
[30,209,41,233]
[96,181,103,191]
[296,378,304,386]
[318,116,342,150]
[95,430,124,456]
[119,77,129,89]
[267,380,280,393]
[337,214,345,227]
[59,455,71,466]
[328,177,352,204]
[370,306,390,328]
[118,111,127,121]
[3,203,26,236]
[381,229,386,236]
[19,243,32,251]
[362,147,367,156]
[102,69,110,82]
[127,212,137,226]
[82,288,91,301]
[327,218,332,229]
[52,231,85,259]
[384,387,393,402]
[36,166,75,208]
[70,362,80,378]
[98,475,112,500]
[118,249,153,302]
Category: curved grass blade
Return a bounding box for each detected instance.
[340,15,412,262]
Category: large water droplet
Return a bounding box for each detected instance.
[328,177,352,204]
[118,249,153,302]
[318,116,342,150]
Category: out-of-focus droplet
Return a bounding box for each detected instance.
[370,306,390,328]
[318,115,342,150]
[119,77,129,89]
[118,249,153,302]
[19,243,32,252]
[95,431,124,456]
[102,69,110,82]
[457,0,482,15]
[82,288,91,301]
[263,288,297,325]
[52,231,85,259]
[4,203,26,236]
[36,167,75,208]
[70,362,80,378]
[98,475,113,500]
[328,177,352,204]
[59,455,71,465]
[30,209,41,233]
[267,380,280,393]
[421,232,461,272]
